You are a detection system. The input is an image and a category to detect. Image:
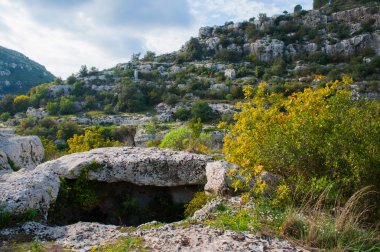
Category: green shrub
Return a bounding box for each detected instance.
[159,127,191,150]
[0,112,10,122]
[190,101,215,122]
[174,108,190,121]
[0,208,39,227]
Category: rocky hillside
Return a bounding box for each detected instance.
[0,45,54,96]
[1,4,379,158]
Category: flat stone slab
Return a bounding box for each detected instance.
[0,147,212,215]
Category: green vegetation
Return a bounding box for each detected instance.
[0,45,54,95]
[48,161,102,224]
[159,127,191,150]
[184,192,214,217]
[0,208,39,228]
[16,118,135,160]
[95,236,146,252]
[212,78,380,250]
[159,119,212,154]
[204,193,380,250]
[67,127,121,153]
[223,78,380,204]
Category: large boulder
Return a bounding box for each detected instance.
[0,132,44,172]
[38,147,212,186]
[204,161,282,196]
[0,147,213,215]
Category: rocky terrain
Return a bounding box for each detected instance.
[0,3,379,251]
[0,45,54,96]
[0,141,303,251]
[1,221,307,251]
[0,129,44,173]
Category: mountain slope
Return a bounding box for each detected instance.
[0,46,54,96]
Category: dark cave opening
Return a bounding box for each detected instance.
[48,179,202,226]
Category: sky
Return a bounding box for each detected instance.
[0,0,312,78]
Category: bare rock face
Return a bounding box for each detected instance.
[199,26,213,38]
[0,147,213,215]
[204,161,237,195]
[0,132,44,172]
[243,38,285,62]
[331,6,380,27]
[323,33,373,55]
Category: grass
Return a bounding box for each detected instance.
[139,222,164,230]
[94,237,146,252]
[202,188,380,251]
[184,192,215,217]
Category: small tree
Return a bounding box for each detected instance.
[294,4,303,14]
[78,65,88,77]
[143,51,156,62]
[258,13,267,23]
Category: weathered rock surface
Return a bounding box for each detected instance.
[39,147,212,185]
[244,38,285,62]
[137,224,308,252]
[0,147,212,214]
[0,221,126,251]
[0,169,59,214]
[204,161,237,195]
[0,132,44,172]
[1,221,308,252]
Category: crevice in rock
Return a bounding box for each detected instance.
[48,180,202,226]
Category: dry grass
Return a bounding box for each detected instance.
[281,187,380,251]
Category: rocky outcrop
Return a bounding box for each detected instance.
[323,33,373,55]
[0,147,213,214]
[331,6,380,27]
[1,221,308,251]
[0,132,44,172]
[243,38,285,61]
[0,222,126,251]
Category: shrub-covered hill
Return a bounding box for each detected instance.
[0,45,54,96]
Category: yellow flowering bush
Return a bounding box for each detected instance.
[223,77,380,203]
[68,127,120,153]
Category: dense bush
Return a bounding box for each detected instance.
[190,101,216,122]
[160,120,212,153]
[67,127,121,153]
[159,127,191,150]
[223,78,380,204]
